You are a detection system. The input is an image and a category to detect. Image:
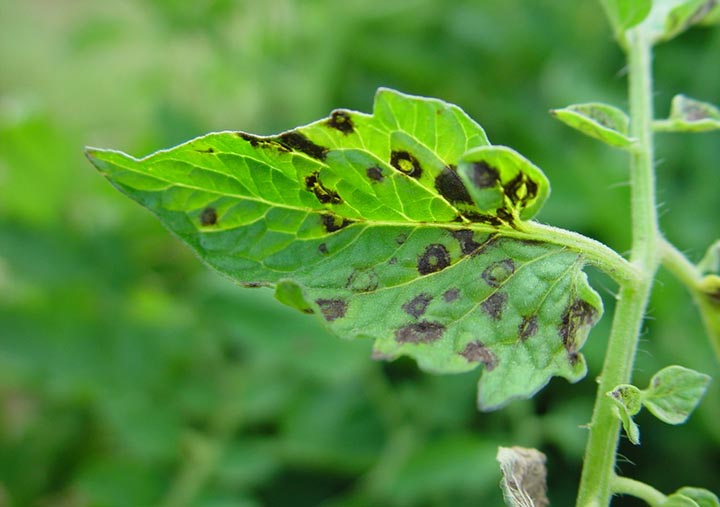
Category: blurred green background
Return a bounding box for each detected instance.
[1,1,718,506]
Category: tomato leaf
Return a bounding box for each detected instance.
[87,89,605,410]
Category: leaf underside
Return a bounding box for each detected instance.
[86,88,603,410]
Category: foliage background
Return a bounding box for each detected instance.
[0,1,718,506]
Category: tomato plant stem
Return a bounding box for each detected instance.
[575,26,660,507]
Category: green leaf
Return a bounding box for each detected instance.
[86,88,605,411]
[642,365,711,424]
[550,103,635,148]
[601,0,653,34]
[654,95,720,133]
[644,0,720,43]
[664,494,702,507]
[496,447,549,507]
[675,488,720,507]
[606,384,642,444]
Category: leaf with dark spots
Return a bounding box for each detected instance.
[402,293,433,318]
[200,207,218,226]
[460,341,498,370]
[417,244,451,275]
[88,88,604,411]
[316,298,348,321]
[326,110,355,134]
[395,321,445,344]
[390,150,422,178]
[482,292,508,320]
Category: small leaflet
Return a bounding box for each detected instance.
[644,0,720,44]
[654,95,720,133]
[550,103,635,149]
[642,365,711,425]
[606,384,642,444]
[601,0,652,34]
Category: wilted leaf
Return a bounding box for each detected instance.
[606,384,642,444]
[496,446,549,507]
[550,103,635,148]
[654,95,720,133]
[87,89,605,410]
[643,365,711,424]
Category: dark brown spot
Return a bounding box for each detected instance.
[200,207,218,226]
[237,132,288,151]
[241,282,265,288]
[470,161,499,188]
[318,243,328,255]
[435,166,473,205]
[519,315,539,341]
[525,178,539,202]
[481,259,515,287]
[496,207,514,223]
[395,320,445,344]
[460,341,497,370]
[316,298,348,321]
[418,244,451,275]
[402,293,433,318]
[320,213,353,233]
[195,147,215,154]
[464,212,502,226]
[346,268,379,293]
[504,173,525,205]
[450,229,482,255]
[396,233,407,245]
[390,150,422,178]
[275,131,328,160]
[388,257,398,265]
[481,292,507,320]
[366,166,384,182]
[305,172,342,204]
[443,288,460,302]
[326,110,354,134]
[559,298,599,359]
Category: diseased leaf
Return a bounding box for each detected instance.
[654,95,720,133]
[601,0,653,35]
[675,487,720,507]
[86,89,604,410]
[644,0,719,43]
[496,447,549,507]
[642,365,711,424]
[550,103,635,148]
[606,384,642,444]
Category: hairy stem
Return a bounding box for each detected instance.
[575,26,660,507]
[610,475,667,507]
